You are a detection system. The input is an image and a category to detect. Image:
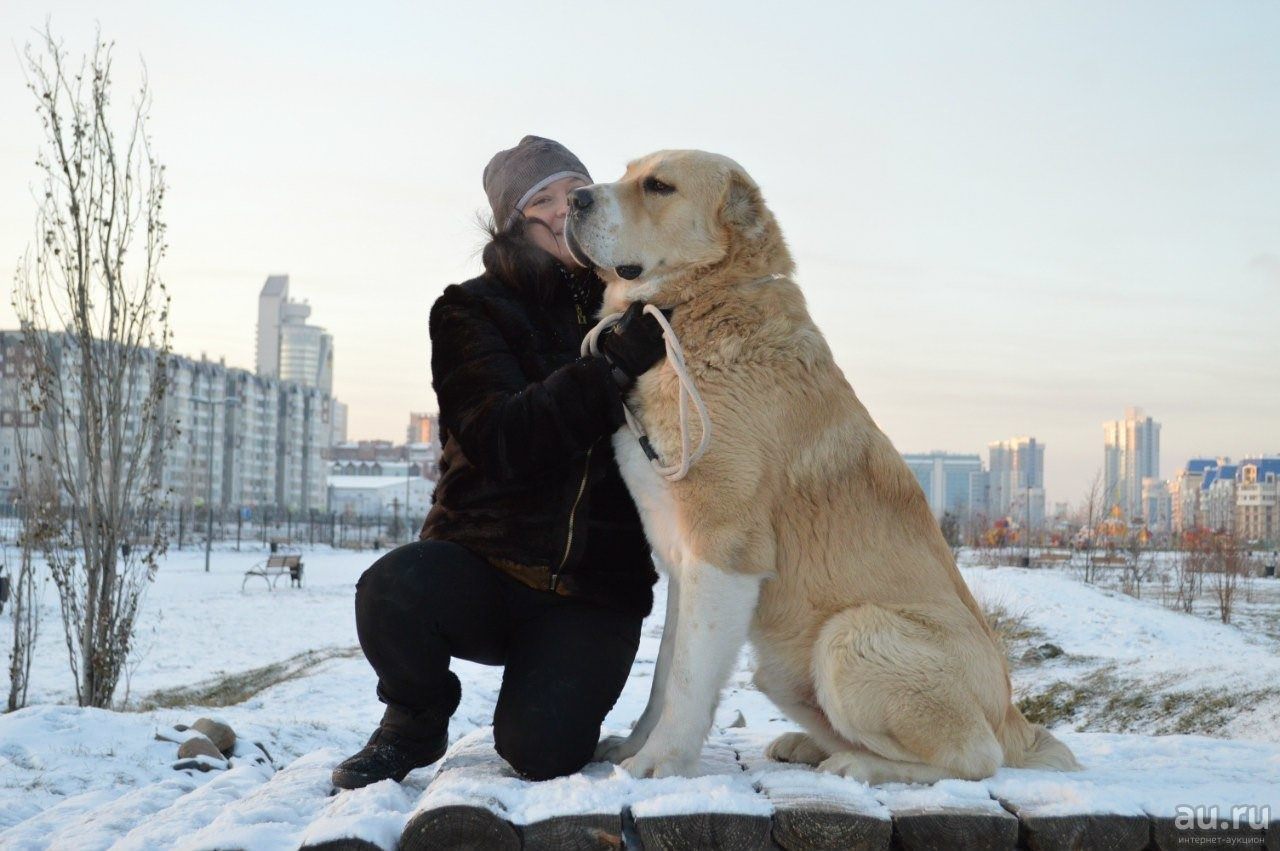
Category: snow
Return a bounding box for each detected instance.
[298,778,416,850]
[956,558,1280,741]
[0,545,1278,848]
[414,727,770,823]
[986,732,1280,818]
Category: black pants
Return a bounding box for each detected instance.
[355,539,643,780]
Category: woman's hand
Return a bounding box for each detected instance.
[598,302,670,381]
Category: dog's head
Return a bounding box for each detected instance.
[565,150,790,305]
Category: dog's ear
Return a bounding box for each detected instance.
[720,168,763,234]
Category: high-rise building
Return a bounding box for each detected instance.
[225,369,280,508]
[1201,462,1238,534]
[967,470,990,523]
[276,382,330,513]
[255,275,287,380]
[408,412,437,445]
[1170,458,1217,535]
[1,329,331,513]
[256,274,334,395]
[901,452,984,520]
[331,400,349,446]
[0,336,43,500]
[1103,407,1160,521]
[987,437,1045,521]
[1236,458,1280,544]
[1141,478,1172,535]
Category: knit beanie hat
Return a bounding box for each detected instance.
[483,135,592,230]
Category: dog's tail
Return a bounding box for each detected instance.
[996,703,1081,771]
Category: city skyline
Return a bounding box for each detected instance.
[1,2,1276,506]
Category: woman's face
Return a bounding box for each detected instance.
[520,175,589,268]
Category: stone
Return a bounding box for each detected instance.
[1021,643,1064,663]
[191,717,236,754]
[177,735,224,761]
[172,754,228,773]
[154,724,199,745]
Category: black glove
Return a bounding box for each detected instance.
[598,302,670,383]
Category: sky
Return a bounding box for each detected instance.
[0,1,1276,507]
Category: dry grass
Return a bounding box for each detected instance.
[976,595,1046,665]
[134,646,360,711]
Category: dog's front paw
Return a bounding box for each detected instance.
[765,731,829,766]
[594,734,643,764]
[620,746,699,779]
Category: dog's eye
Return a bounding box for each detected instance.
[643,176,676,195]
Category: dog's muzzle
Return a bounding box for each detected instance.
[564,219,593,268]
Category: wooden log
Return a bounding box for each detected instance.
[891,805,1019,851]
[1267,819,1278,851]
[1014,812,1151,851]
[399,730,523,851]
[996,796,1150,851]
[626,737,775,850]
[1149,816,1265,851]
[399,803,520,851]
[300,840,385,851]
[631,809,773,851]
[756,772,891,851]
[519,812,623,850]
[773,803,891,851]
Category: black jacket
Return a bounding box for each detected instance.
[419,233,656,619]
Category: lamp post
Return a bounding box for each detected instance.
[190,394,235,573]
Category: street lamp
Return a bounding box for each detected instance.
[189,395,236,573]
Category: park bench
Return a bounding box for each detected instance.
[242,552,304,591]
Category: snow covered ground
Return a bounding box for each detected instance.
[0,545,1278,848]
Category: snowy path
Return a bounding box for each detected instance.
[0,547,1278,848]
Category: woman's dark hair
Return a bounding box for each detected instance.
[480,215,561,302]
[481,212,599,302]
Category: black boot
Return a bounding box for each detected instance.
[331,707,448,790]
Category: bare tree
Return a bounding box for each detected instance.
[6,420,46,712]
[1075,469,1104,584]
[1172,531,1206,614]
[11,27,173,708]
[1120,529,1153,598]
[1205,532,1247,625]
[939,511,961,554]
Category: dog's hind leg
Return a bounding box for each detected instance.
[620,562,762,778]
[811,604,1003,785]
[595,572,681,764]
[754,665,854,766]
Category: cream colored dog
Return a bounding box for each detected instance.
[564,150,1080,784]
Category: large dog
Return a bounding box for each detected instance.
[564,150,1080,784]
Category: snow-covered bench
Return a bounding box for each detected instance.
[241,553,304,591]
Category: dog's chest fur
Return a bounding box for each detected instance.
[611,427,687,571]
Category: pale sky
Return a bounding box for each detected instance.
[1,1,1277,507]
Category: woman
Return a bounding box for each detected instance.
[332,136,667,788]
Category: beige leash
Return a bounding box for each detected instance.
[581,274,783,481]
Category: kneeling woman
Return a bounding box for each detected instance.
[333,136,666,788]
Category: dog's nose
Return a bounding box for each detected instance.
[569,188,594,211]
